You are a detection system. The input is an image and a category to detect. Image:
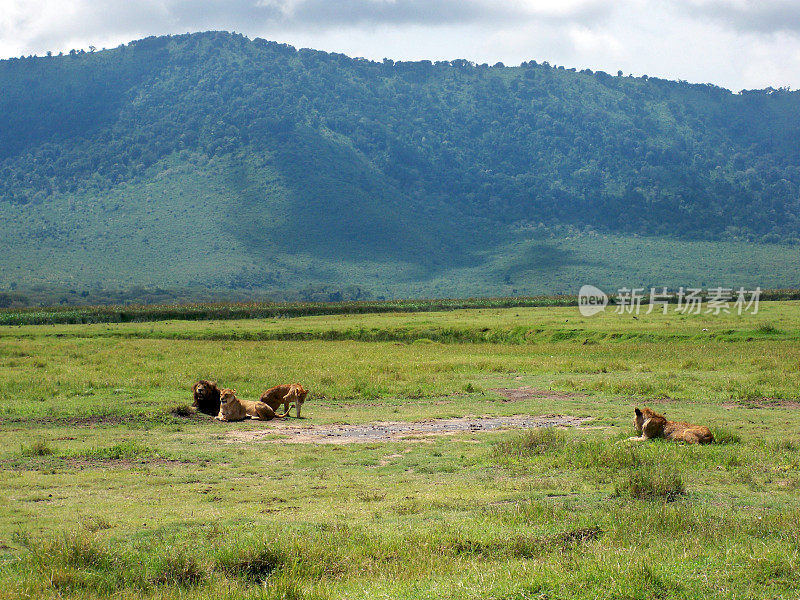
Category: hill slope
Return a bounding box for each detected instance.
[1,31,799,303]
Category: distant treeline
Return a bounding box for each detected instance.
[0,296,572,326]
[2,290,799,326]
[0,283,376,310]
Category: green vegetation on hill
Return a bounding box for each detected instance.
[1,31,799,302]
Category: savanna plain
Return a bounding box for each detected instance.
[1,302,799,599]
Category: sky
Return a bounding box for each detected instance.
[1,0,800,91]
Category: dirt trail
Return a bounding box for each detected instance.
[226,414,591,444]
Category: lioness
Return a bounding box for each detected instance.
[192,380,221,416]
[259,383,308,418]
[215,388,292,422]
[630,407,713,444]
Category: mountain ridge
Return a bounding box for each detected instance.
[1,31,798,304]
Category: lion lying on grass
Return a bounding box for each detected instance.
[192,380,221,416]
[215,388,292,422]
[259,383,308,418]
[630,407,713,444]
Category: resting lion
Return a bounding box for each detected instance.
[215,388,292,422]
[192,380,221,416]
[259,383,308,418]
[630,407,713,444]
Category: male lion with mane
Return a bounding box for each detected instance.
[215,388,292,422]
[192,380,221,416]
[630,407,713,444]
[259,383,308,418]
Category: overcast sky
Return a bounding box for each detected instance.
[2,0,799,91]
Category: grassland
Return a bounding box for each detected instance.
[1,302,799,599]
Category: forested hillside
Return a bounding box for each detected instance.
[1,31,799,304]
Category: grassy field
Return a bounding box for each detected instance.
[1,302,799,599]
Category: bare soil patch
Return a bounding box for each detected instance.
[490,387,588,402]
[226,414,591,445]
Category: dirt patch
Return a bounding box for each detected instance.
[722,399,800,409]
[226,414,591,445]
[491,387,588,402]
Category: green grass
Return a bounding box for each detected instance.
[1,302,799,598]
[493,427,567,457]
[19,440,54,457]
[614,461,686,501]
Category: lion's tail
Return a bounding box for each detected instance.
[275,404,294,418]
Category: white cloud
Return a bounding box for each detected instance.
[0,0,799,90]
[677,0,800,34]
[568,27,624,59]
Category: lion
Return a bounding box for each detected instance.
[629,407,713,444]
[215,388,292,422]
[192,380,222,416]
[259,383,308,418]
